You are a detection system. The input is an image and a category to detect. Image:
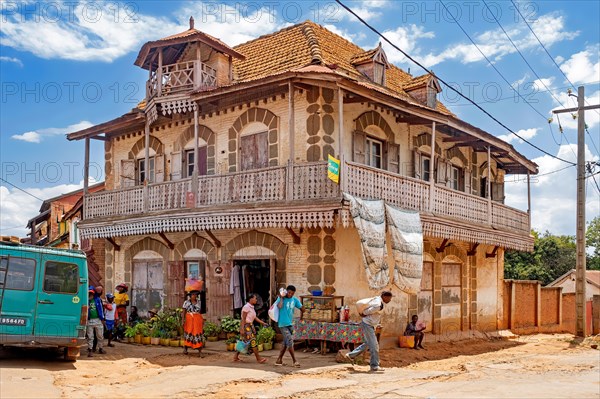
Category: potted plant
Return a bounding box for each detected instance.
[159,330,170,346]
[204,321,221,342]
[225,336,237,351]
[150,327,161,345]
[124,325,136,344]
[257,326,276,351]
[138,323,151,345]
[220,315,240,339]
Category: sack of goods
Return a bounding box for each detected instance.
[236,339,250,354]
[268,302,280,322]
[355,297,375,314]
[185,278,204,292]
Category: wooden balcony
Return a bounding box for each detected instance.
[146,60,217,98]
[84,161,530,235]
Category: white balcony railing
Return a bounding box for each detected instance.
[84,161,530,234]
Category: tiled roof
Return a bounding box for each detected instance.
[403,74,431,91]
[350,48,379,65]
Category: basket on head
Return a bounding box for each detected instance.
[185,278,204,293]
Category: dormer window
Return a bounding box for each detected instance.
[351,43,389,86]
[373,61,385,86]
[405,74,442,109]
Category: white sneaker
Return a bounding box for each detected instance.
[344,353,355,365]
[370,366,385,372]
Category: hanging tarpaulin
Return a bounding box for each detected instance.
[327,154,340,184]
[344,193,389,289]
[385,204,423,294]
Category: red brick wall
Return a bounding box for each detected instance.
[513,282,537,329]
[562,293,576,334]
[540,288,561,325]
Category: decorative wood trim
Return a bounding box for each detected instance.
[158,232,175,250]
[205,230,221,248]
[486,246,499,258]
[436,238,449,253]
[467,243,479,256]
[285,227,301,244]
[107,237,120,251]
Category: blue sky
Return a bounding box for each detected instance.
[1,0,599,238]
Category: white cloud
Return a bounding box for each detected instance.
[379,25,435,64]
[11,121,93,143]
[0,56,23,67]
[421,13,578,68]
[497,128,538,144]
[0,182,87,238]
[338,0,391,22]
[560,47,600,85]
[505,144,599,236]
[551,89,600,130]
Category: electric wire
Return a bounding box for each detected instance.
[482,0,569,110]
[505,164,575,183]
[0,177,45,202]
[510,0,600,116]
[334,0,576,166]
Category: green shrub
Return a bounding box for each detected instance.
[204,321,221,337]
[220,315,241,333]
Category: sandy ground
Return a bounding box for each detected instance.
[1,334,598,399]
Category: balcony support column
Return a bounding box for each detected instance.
[82,137,90,220]
[487,146,492,225]
[157,49,163,97]
[143,119,150,213]
[527,171,531,231]
[192,107,199,206]
[428,121,437,212]
[338,87,346,193]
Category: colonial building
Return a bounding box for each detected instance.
[24,183,106,287]
[67,19,537,335]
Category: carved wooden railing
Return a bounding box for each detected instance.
[146,61,217,98]
[343,161,429,212]
[84,186,144,219]
[84,161,529,234]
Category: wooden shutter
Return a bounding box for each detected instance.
[240,132,268,171]
[120,159,135,188]
[167,261,184,308]
[471,165,480,196]
[491,182,505,203]
[205,261,233,322]
[198,146,208,176]
[154,154,165,183]
[353,131,366,164]
[386,142,400,174]
[464,169,472,194]
[413,150,422,179]
[171,151,182,180]
[436,159,447,184]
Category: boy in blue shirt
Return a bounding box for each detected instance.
[275,285,303,367]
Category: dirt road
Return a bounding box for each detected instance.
[1,334,598,398]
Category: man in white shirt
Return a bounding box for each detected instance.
[346,291,393,372]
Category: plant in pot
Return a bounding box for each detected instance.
[225,335,237,351]
[150,327,161,345]
[204,321,221,342]
[138,323,151,345]
[257,326,276,351]
[220,315,241,339]
[124,325,136,343]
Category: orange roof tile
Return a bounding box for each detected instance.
[350,48,379,65]
[403,74,431,91]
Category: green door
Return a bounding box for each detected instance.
[0,252,38,337]
[34,255,84,339]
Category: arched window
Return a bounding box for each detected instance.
[240,122,269,171]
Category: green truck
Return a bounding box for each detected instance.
[0,241,88,361]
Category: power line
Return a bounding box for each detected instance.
[510,0,600,116]
[590,173,600,194]
[482,0,568,110]
[0,177,45,202]
[334,0,576,166]
[586,126,600,157]
[505,164,575,183]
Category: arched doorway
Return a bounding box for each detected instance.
[132,250,164,317]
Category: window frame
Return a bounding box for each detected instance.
[137,156,155,184]
[0,256,36,292]
[365,136,383,169]
[42,261,79,295]
[422,155,431,182]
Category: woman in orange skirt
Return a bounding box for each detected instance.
[182,290,205,356]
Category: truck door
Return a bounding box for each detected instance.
[34,255,81,339]
[0,253,37,337]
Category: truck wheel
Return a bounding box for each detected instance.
[63,347,80,362]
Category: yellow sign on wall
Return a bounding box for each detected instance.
[327,154,340,184]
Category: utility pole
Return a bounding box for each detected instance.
[553,86,600,337]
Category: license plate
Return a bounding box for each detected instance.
[0,317,26,326]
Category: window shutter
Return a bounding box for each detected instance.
[491,182,505,203]
[471,165,480,196]
[413,150,422,179]
[436,159,447,184]
[120,159,135,188]
[353,131,366,164]
[464,169,472,193]
[171,151,182,180]
[386,142,400,174]
[167,261,184,308]
[155,154,165,183]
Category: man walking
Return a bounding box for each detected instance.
[87,288,106,357]
[346,291,393,372]
[274,285,303,367]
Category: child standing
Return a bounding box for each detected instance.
[104,293,116,347]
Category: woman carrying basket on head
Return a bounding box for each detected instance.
[182,278,205,356]
[233,293,268,363]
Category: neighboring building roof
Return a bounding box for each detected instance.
[547,269,600,288]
